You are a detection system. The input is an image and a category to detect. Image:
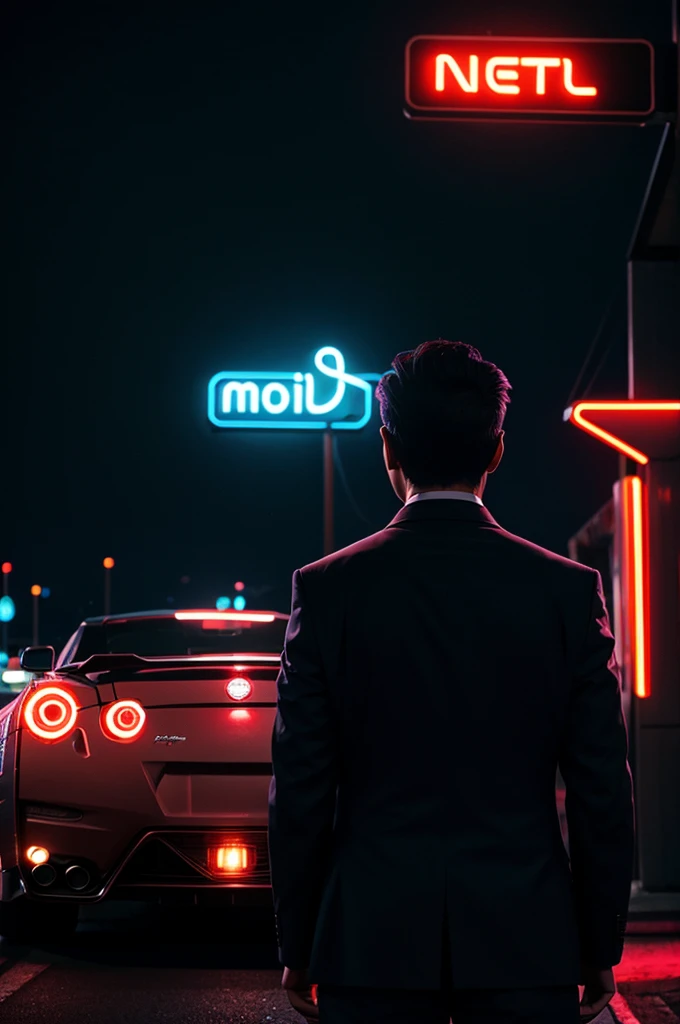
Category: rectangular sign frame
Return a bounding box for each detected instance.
[404,36,655,124]
[207,347,384,432]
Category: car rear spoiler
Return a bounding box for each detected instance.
[62,653,277,677]
[65,654,150,675]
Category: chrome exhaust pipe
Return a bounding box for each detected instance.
[64,864,91,891]
[31,863,57,887]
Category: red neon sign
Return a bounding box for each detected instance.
[566,401,680,464]
[405,37,654,120]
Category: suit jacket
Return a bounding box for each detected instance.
[268,499,634,989]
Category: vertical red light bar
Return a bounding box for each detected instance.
[622,475,650,698]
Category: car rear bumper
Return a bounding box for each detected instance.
[9,827,272,904]
[106,885,274,907]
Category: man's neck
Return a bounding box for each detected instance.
[405,483,478,502]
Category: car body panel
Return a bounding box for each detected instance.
[1,610,285,907]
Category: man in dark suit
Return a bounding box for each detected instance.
[268,340,634,1023]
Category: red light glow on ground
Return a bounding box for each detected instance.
[616,937,680,983]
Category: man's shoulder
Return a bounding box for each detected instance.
[295,517,600,591]
[298,527,394,581]
[494,526,598,584]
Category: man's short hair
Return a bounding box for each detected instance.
[376,340,512,488]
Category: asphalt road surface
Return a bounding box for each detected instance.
[0,904,677,1024]
[0,903,302,1024]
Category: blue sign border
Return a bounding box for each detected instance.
[208,349,383,431]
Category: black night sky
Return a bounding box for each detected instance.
[4,0,671,650]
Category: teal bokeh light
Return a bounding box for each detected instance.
[233,595,246,611]
[216,596,231,610]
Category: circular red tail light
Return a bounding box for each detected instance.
[101,700,146,741]
[226,676,252,701]
[24,686,79,741]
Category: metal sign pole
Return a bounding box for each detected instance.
[323,431,334,556]
[32,593,39,647]
[104,569,112,617]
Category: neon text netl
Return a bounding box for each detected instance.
[434,54,597,97]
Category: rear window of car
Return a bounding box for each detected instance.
[59,616,288,663]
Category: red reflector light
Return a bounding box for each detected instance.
[101,700,146,741]
[228,709,251,722]
[208,845,255,874]
[226,677,252,701]
[24,687,79,741]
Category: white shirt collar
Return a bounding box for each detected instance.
[405,489,484,507]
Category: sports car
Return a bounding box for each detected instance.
[0,608,287,941]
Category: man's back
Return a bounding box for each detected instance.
[272,498,632,989]
[268,341,634,1023]
[308,500,587,858]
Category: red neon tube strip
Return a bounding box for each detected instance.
[622,475,650,698]
[568,401,680,465]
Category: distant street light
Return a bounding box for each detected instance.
[31,585,42,645]
[233,595,246,611]
[234,581,245,592]
[1,562,12,655]
[216,596,231,610]
[103,557,115,616]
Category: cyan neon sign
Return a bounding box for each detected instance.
[208,347,382,430]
